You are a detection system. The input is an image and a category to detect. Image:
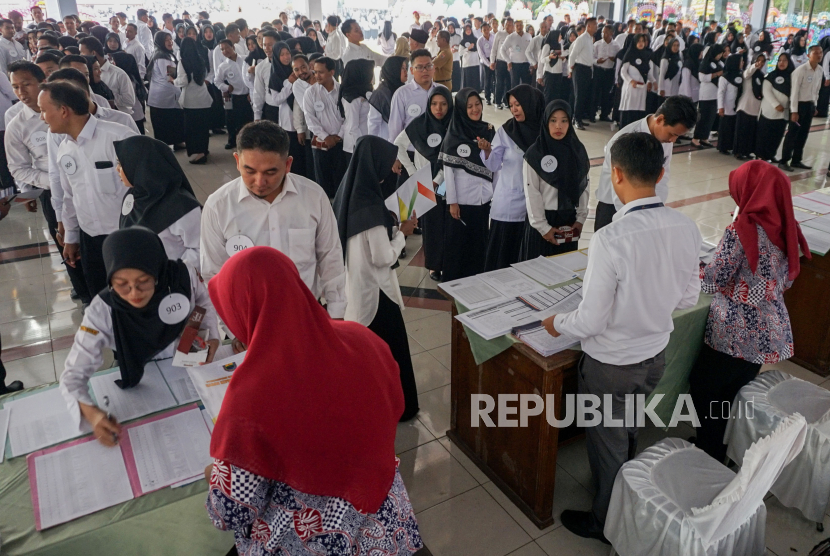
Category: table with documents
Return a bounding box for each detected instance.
[438,250,712,528]
[0,353,241,555]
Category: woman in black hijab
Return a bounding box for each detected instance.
[338,59,375,164]
[198,24,226,136]
[333,136,419,421]
[459,24,480,91]
[368,56,408,141]
[104,31,122,55]
[751,30,773,62]
[717,53,745,154]
[756,53,794,162]
[790,32,808,66]
[733,53,766,160]
[147,31,185,149]
[519,100,589,259]
[479,85,545,270]
[115,135,202,269]
[439,88,495,281]
[378,20,396,56]
[658,37,682,98]
[58,226,219,446]
[174,23,187,48]
[264,41,306,176]
[818,37,830,118]
[112,48,149,134]
[692,43,724,147]
[85,55,116,108]
[541,29,564,104]
[649,33,673,112]
[244,34,266,85]
[680,41,703,101]
[618,33,651,128]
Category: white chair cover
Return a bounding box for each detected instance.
[605,414,807,556]
[725,370,830,521]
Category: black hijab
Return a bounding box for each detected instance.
[767,53,793,96]
[199,24,217,50]
[700,44,724,85]
[791,33,807,57]
[288,36,317,54]
[460,25,477,51]
[382,20,393,41]
[439,88,495,182]
[404,88,453,177]
[622,33,651,81]
[502,85,545,152]
[269,42,294,107]
[115,136,201,233]
[112,51,147,101]
[753,31,772,58]
[338,59,374,117]
[103,32,122,54]
[99,227,192,389]
[544,30,561,67]
[750,55,766,100]
[85,56,115,101]
[333,136,400,253]
[524,100,589,205]
[723,53,744,108]
[684,42,704,76]
[174,23,187,47]
[368,56,407,123]
[148,30,176,83]
[245,35,266,66]
[179,37,206,85]
[663,38,682,80]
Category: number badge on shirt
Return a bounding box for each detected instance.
[457,144,471,157]
[541,155,558,173]
[29,130,47,147]
[427,133,442,147]
[60,155,78,176]
[121,193,134,216]
[226,234,254,257]
[407,104,422,117]
[158,293,190,324]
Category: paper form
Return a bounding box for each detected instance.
[440,276,510,310]
[90,363,178,423]
[519,284,583,312]
[186,352,245,422]
[0,408,9,463]
[155,358,200,405]
[794,208,818,223]
[6,388,92,457]
[513,326,579,357]
[802,214,830,234]
[477,267,546,298]
[548,251,590,278]
[801,226,830,256]
[170,409,216,488]
[31,439,134,530]
[213,343,236,361]
[125,407,212,494]
[799,191,830,206]
[511,256,578,286]
[792,196,830,215]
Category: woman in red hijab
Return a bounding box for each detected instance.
[204,247,422,555]
[690,160,810,462]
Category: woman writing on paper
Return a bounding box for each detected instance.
[477,85,545,271]
[204,247,423,555]
[520,100,590,259]
[59,227,220,445]
[394,87,453,281]
[334,136,420,421]
[115,136,202,271]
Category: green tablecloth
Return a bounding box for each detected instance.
[0,386,234,556]
[456,289,713,425]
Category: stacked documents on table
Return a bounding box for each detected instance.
[511,256,578,286]
[187,352,245,422]
[512,324,579,357]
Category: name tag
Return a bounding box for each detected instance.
[807,75,813,83]
[457,144,471,157]
[541,155,558,172]
[775,76,784,84]
[711,62,717,68]
[228,72,235,78]
[407,104,422,117]
[735,77,743,84]
[314,100,324,112]
[121,193,134,215]
[427,133,442,147]
[158,293,190,324]
[635,58,642,65]
[226,234,254,257]
[60,155,78,176]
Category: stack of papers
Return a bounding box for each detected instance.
[187,352,245,422]
[792,194,830,215]
[440,276,510,310]
[5,388,92,458]
[801,225,830,255]
[512,325,579,357]
[511,256,578,286]
[0,408,9,463]
[548,251,590,278]
[155,358,200,405]
[476,267,545,297]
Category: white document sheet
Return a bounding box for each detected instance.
[440,276,510,310]
[801,226,830,255]
[186,352,246,422]
[794,208,817,223]
[213,343,235,361]
[802,214,830,234]
[799,191,830,206]
[90,363,178,423]
[6,388,92,457]
[519,283,584,313]
[511,256,578,286]
[792,196,830,215]
[514,326,579,357]
[0,408,9,463]
[126,408,212,494]
[155,358,200,405]
[33,440,134,530]
[477,267,546,298]
[548,251,590,277]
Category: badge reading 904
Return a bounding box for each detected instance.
[226,234,254,257]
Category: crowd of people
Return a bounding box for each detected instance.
[0,5,825,554]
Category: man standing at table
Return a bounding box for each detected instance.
[200,121,345,323]
[490,18,511,109]
[543,132,701,543]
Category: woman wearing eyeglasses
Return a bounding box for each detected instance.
[59,227,220,447]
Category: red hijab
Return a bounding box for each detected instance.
[207,247,404,513]
[728,161,810,281]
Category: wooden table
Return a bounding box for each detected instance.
[442,298,582,529]
[785,251,830,376]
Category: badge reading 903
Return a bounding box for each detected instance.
[158,293,189,324]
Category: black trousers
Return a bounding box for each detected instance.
[287,131,308,179]
[572,64,593,122]
[619,110,645,129]
[717,113,737,153]
[481,65,495,102]
[42,190,90,304]
[368,290,419,421]
[135,118,145,135]
[732,111,757,157]
[0,131,14,192]
[755,115,787,161]
[226,94,254,147]
[543,72,560,104]
[510,62,531,89]
[689,344,761,463]
[495,60,510,106]
[591,66,614,119]
[312,144,345,198]
[79,230,108,298]
[184,107,211,156]
[452,61,462,92]
[594,201,616,233]
[817,79,830,118]
[781,101,815,165]
[461,65,481,91]
[422,195,446,271]
[206,83,226,130]
[694,99,717,140]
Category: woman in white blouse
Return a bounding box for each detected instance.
[692,43,724,148]
[618,33,652,128]
[658,38,682,98]
[755,53,793,162]
[733,53,766,160]
[338,59,374,164]
[541,29,565,104]
[334,136,420,421]
[173,37,213,164]
[716,53,744,154]
[679,42,703,101]
[377,21,396,56]
[147,32,185,149]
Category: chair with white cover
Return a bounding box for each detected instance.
[604,413,808,556]
[725,370,830,529]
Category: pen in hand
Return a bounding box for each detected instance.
[102,395,119,444]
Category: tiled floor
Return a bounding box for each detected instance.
[2,108,830,555]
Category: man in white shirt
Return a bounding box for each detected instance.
[79,37,135,115]
[200,121,345,323]
[8,11,26,43]
[489,18,510,109]
[159,14,175,38]
[215,39,253,150]
[341,19,387,67]
[109,16,127,46]
[219,23,248,66]
[411,12,422,32]
[616,19,635,47]
[0,19,27,75]
[135,10,155,59]
[525,19,548,84]
[123,24,147,78]
[594,95,697,230]
[323,16,346,77]
[779,45,824,172]
[62,15,79,38]
[592,25,620,123]
[302,57,345,198]
[500,20,532,89]
[38,80,137,297]
[568,17,597,129]
[31,5,45,24]
[290,55,316,179]
[477,23,496,104]
[544,132,701,543]
[388,50,443,149]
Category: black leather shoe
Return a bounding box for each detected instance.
[211,129,227,135]
[70,288,80,300]
[573,121,586,130]
[735,154,749,161]
[560,510,610,545]
[791,161,812,170]
[429,270,441,281]
[0,380,24,394]
[779,163,794,172]
[224,143,235,150]
[399,247,406,259]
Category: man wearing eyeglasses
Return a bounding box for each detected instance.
[387,49,447,145]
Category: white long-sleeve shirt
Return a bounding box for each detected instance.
[302,81,344,140]
[482,128,524,222]
[324,28,346,60]
[200,175,346,318]
[99,60,135,115]
[214,55,249,96]
[678,67,700,101]
[341,95,370,154]
[387,80,443,146]
[554,196,701,365]
[658,58,682,95]
[5,104,49,190]
[736,66,763,116]
[477,35,494,66]
[341,42,387,67]
[123,39,146,78]
[156,207,202,271]
[568,31,594,71]
[392,130,444,185]
[760,79,789,120]
[252,59,294,130]
[344,226,406,326]
[136,21,154,56]
[593,39,620,69]
[59,263,218,428]
[525,33,545,66]
[445,166,493,206]
[0,36,27,74]
[789,61,822,111]
[292,79,312,136]
[523,161,588,235]
[0,70,14,131]
[490,30,509,64]
[500,32,532,64]
[619,62,650,112]
[717,77,740,116]
[698,65,721,101]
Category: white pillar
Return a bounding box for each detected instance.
[488,0,498,16]
[309,0,323,21]
[45,0,78,19]
[750,0,768,28]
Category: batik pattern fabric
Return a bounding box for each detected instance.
[206,458,423,556]
[700,223,794,364]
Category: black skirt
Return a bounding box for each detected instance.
[452,61,462,92]
[206,82,227,130]
[442,202,490,282]
[732,111,757,157]
[717,114,737,153]
[422,195,447,272]
[694,99,717,140]
[646,91,662,114]
[462,65,481,91]
[755,115,787,161]
[149,106,185,146]
[367,290,419,421]
[484,220,524,271]
[518,209,579,260]
[184,107,211,156]
[619,110,646,129]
